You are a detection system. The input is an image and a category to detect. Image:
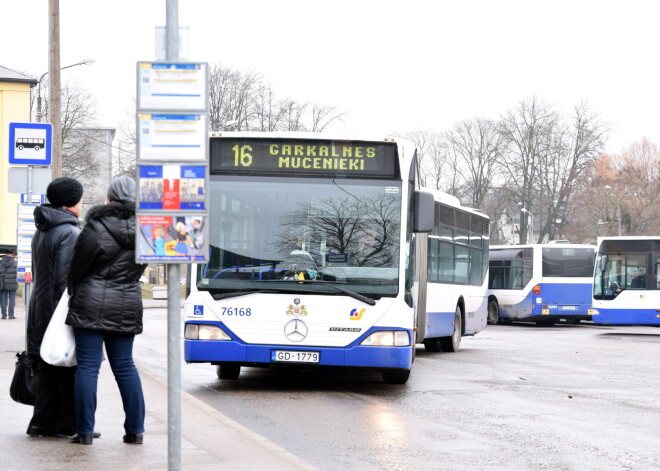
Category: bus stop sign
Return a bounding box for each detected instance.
[8,122,53,165]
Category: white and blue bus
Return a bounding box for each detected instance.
[415,190,489,352]
[183,132,489,384]
[487,243,595,326]
[590,236,660,326]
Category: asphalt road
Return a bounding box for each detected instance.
[136,310,660,471]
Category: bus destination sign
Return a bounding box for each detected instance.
[210,138,399,178]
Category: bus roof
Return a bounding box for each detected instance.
[491,243,595,250]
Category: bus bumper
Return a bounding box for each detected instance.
[590,308,660,325]
[184,323,413,369]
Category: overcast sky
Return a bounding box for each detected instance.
[2,0,659,154]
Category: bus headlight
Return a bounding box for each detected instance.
[588,308,599,315]
[184,324,232,341]
[361,330,410,346]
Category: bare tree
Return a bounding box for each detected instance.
[535,102,607,241]
[208,63,344,132]
[498,97,560,243]
[114,108,137,177]
[398,129,443,188]
[445,117,503,208]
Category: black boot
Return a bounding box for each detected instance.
[123,433,143,444]
[70,433,94,445]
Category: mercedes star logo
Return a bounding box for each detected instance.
[284,319,308,342]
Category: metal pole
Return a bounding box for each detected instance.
[166,264,180,471]
[24,167,34,338]
[165,1,181,470]
[48,0,62,179]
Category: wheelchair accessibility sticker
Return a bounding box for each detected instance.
[193,305,204,316]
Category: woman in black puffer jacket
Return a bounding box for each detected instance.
[66,176,147,445]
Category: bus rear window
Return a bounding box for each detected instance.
[542,248,594,277]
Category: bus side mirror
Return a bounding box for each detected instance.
[413,190,434,233]
[600,255,608,272]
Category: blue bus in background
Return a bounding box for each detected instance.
[487,243,595,326]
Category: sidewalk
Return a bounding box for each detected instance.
[1,296,316,471]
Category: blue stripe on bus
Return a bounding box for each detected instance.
[184,322,413,369]
[591,308,660,326]
[424,311,455,337]
[498,282,592,319]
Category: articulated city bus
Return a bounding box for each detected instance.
[415,190,489,352]
[488,243,595,325]
[590,236,660,325]
[183,132,488,384]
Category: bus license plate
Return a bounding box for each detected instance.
[272,350,320,364]
[562,306,577,311]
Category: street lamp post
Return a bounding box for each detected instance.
[35,59,94,123]
[604,185,622,236]
[520,206,534,244]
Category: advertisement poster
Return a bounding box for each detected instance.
[136,215,207,263]
[138,165,205,210]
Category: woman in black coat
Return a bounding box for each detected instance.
[66,176,147,445]
[27,177,83,438]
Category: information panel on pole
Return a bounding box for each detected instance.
[137,62,207,111]
[135,61,209,265]
[137,112,207,161]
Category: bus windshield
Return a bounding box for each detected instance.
[541,247,595,277]
[198,175,402,298]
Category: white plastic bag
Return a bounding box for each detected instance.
[40,291,76,367]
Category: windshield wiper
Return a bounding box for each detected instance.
[265,280,376,306]
[212,290,277,300]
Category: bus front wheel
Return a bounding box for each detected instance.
[440,305,462,352]
[216,363,241,380]
[18,145,24,150]
[382,369,410,384]
[487,299,500,325]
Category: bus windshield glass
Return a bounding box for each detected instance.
[541,247,595,277]
[197,175,402,298]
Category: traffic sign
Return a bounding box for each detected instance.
[8,122,53,165]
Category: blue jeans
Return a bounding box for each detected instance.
[73,328,145,435]
[0,290,16,317]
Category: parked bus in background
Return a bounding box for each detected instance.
[487,243,596,326]
[415,190,489,352]
[184,132,436,384]
[590,236,660,326]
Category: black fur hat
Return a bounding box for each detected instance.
[46,177,83,208]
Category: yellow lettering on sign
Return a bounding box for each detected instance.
[270,144,279,155]
[282,145,292,155]
[323,158,333,169]
[279,157,289,167]
[302,158,311,168]
[349,160,359,170]
[355,147,363,158]
[366,147,376,158]
[313,158,321,169]
[319,146,329,157]
[339,159,347,170]
[342,146,352,157]
[295,145,304,156]
[331,146,340,157]
[308,146,316,156]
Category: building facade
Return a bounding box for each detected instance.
[0,66,37,254]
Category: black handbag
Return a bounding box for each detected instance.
[9,351,37,405]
